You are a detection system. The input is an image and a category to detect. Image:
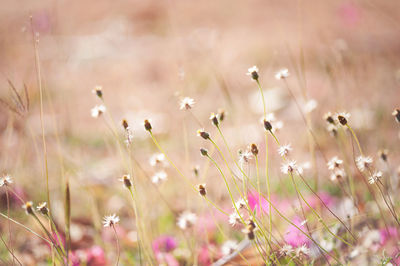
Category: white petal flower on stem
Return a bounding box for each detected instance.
[330,168,346,181]
[233,198,248,210]
[238,150,253,165]
[280,244,294,256]
[0,174,13,187]
[221,240,239,256]
[275,68,289,80]
[177,211,197,229]
[368,171,382,184]
[246,66,259,80]
[295,244,310,257]
[280,160,297,174]
[103,214,120,227]
[356,156,373,172]
[149,153,168,167]
[91,105,106,118]
[327,156,343,170]
[179,97,195,110]
[278,144,292,157]
[228,212,241,227]
[152,171,168,184]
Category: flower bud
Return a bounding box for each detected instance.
[197,129,210,140]
[263,119,272,131]
[250,144,258,156]
[144,120,152,131]
[197,184,206,197]
[200,148,208,156]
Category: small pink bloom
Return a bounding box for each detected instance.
[380,227,399,246]
[284,216,311,248]
[152,235,177,254]
[86,246,107,265]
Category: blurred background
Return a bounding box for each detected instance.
[1,0,400,264]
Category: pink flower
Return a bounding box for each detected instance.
[247,190,270,215]
[284,216,311,248]
[305,192,334,211]
[380,227,399,246]
[198,244,218,266]
[86,246,107,266]
[152,235,177,254]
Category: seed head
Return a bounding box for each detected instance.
[200,148,208,157]
[92,86,103,98]
[242,226,255,240]
[209,113,219,127]
[119,174,132,188]
[37,202,49,215]
[246,66,259,81]
[23,201,34,215]
[217,109,226,122]
[197,129,210,140]
[250,143,258,156]
[246,218,256,231]
[337,112,350,126]
[122,119,129,130]
[378,149,389,162]
[144,119,152,131]
[392,109,400,123]
[263,119,273,131]
[193,165,200,177]
[197,184,206,197]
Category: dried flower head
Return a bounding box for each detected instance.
[278,144,292,157]
[378,149,389,162]
[217,109,226,122]
[242,226,255,240]
[275,68,289,80]
[0,174,13,187]
[336,112,350,126]
[327,156,343,170]
[263,119,273,131]
[122,119,129,130]
[152,171,168,185]
[143,119,152,131]
[356,156,373,172]
[246,66,259,81]
[91,105,106,118]
[103,214,120,227]
[92,86,103,98]
[209,113,219,126]
[246,218,256,231]
[200,148,208,157]
[119,174,132,188]
[281,160,298,174]
[197,184,206,197]
[392,109,400,123]
[179,97,195,110]
[23,201,34,215]
[177,211,197,229]
[197,129,210,140]
[193,165,200,177]
[36,202,49,215]
[368,171,382,184]
[250,143,258,156]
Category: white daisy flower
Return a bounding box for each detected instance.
[0,174,13,187]
[278,144,292,157]
[177,211,197,229]
[356,156,373,172]
[233,198,248,210]
[275,68,289,80]
[228,212,241,227]
[295,244,310,257]
[280,160,297,174]
[336,112,350,126]
[330,168,346,181]
[280,244,294,256]
[91,105,106,118]
[238,150,253,165]
[179,97,195,110]
[102,214,120,227]
[368,171,382,184]
[149,153,168,167]
[152,171,168,184]
[327,156,343,170]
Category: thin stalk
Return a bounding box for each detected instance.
[111,224,120,266]
[5,189,14,266]
[0,235,22,266]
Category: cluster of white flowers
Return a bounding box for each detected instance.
[327,156,346,181]
[238,150,253,167]
[177,211,197,230]
[368,171,382,184]
[279,244,310,258]
[228,212,241,227]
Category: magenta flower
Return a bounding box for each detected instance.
[152,235,177,254]
[284,216,311,248]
